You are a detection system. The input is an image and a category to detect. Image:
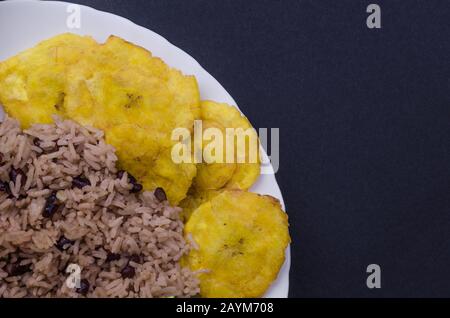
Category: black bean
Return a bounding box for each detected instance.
[127,172,138,184]
[0,181,12,197]
[9,168,26,184]
[72,175,91,189]
[121,265,135,278]
[55,236,74,251]
[42,203,58,218]
[106,252,121,262]
[130,183,143,193]
[117,170,142,193]
[8,263,31,277]
[48,191,57,203]
[18,194,27,200]
[8,169,17,182]
[33,138,41,148]
[154,187,167,202]
[129,254,141,264]
[43,192,59,218]
[0,153,3,164]
[76,279,90,296]
[117,170,125,180]
[118,170,137,183]
[0,181,9,193]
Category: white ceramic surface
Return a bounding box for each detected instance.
[0,0,290,298]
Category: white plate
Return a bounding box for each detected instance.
[0,0,290,298]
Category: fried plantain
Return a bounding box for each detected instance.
[193,101,260,192]
[106,123,197,204]
[182,190,290,298]
[0,33,97,128]
[180,188,221,222]
[64,36,200,203]
[181,101,261,220]
[0,33,200,204]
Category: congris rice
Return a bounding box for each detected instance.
[0,116,199,297]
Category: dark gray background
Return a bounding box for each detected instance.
[51,0,450,297]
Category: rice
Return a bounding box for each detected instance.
[0,116,199,298]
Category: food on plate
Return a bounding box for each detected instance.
[0,33,200,204]
[0,34,98,128]
[180,101,261,220]
[105,124,197,206]
[0,33,290,298]
[180,189,221,221]
[182,190,290,298]
[193,101,260,192]
[0,117,199,297]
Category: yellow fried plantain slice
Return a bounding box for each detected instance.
[193,101,260,192]
[0,33,97,127]
[179,188,221,222]
[106,124,197,205]
[183,190,290,298]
